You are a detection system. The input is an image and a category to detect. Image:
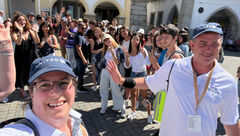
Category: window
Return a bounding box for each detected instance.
[150,12,155,25]
[66,5,74,17]
[156,11,163,26]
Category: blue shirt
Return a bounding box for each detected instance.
[66,28,76,48]
[158,49,167,66]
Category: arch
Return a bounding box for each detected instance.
[206,6,240,39]
[50,0,90,14]
[167,4,179,24]
[91,0,124,17]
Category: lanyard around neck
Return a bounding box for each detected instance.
[192,62,215,113]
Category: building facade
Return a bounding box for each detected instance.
[147,0,240,40]
[1,0,239,39]
[1,0,132,26]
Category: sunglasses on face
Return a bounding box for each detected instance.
[33,78,73,91]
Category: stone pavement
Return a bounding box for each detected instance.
[0,50,239,136]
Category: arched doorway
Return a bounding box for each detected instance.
[94,3,119,22]
[167,6,178,25]
[52,0,86,18]
[207,8,239,41]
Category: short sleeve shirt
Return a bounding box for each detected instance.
[145,57,239,136]
[0,106,87,136]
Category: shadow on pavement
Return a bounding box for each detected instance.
[223,50,240,57]
[76,107,158,136]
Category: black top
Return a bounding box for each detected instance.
[74,31,89,60]
[39,37,54,56]
[14,33,38,88]
[93,40,103,51]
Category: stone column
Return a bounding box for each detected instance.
[178,0,194,29]
[35,0,41,15]
[83,13,96,21]
[130,0,147,31]
[116,16,126,25]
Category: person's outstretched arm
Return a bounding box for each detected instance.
[106,60,149,89]
[0,22,16,100]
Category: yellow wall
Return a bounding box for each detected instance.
[4,0,9,18]
[124,0,131,26]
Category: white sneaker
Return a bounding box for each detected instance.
[85,67,90,73]
[127,112,136,121]
[121,109,126,118]
[2,97,8,103]
[136,101,139,109]
[147,114,153,123]
[100,109,106,114]
[93,85,97,91]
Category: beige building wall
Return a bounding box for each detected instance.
[38,0,130,26]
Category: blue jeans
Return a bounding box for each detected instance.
[100,69,125,111]
[130,71,147,78]
[75,58,87,88]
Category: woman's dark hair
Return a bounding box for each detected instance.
[144,32,152,40]
[119,26,131,45]
[85,29,94,39]
[114,30,120,44]
[128,33,142,54]
[38,21,53,42]
[178,32,189,45]
[153,33,163,53]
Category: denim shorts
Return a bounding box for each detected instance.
[130,71,147,78]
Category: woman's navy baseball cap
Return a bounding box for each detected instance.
[28,55,76,84]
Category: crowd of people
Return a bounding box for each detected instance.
[0,7,239,136]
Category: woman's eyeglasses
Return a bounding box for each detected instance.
[33,79,73,91]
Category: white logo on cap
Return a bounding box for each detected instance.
[35,58,66,69]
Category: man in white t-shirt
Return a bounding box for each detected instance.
[106,22,239,136]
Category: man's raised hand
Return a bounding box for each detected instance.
[106,60,124,85]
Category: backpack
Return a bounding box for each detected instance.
[168,50,186,60]
[0,117,86,136]
[0,117,40,136]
